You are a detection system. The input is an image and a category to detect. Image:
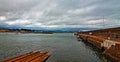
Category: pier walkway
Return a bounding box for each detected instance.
[75,27,120,62]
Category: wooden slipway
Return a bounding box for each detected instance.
[1,51,52,62]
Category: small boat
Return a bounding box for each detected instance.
[2,51,52,62]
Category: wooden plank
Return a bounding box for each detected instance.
[2,51,52,62]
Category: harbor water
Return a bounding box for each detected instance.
[0,33,103,62]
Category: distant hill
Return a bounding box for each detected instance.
[0,27,100,33]
[40,28,100,33]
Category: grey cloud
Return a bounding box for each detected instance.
[0,0,120,28]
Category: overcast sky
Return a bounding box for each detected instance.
[0,0,120,29]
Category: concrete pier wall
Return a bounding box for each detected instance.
[76,27,120,62]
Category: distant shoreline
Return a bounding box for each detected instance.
[0,28,75,33]
[0,28,54,34]
[0,31,53,34]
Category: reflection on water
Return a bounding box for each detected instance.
[0,33,103,62]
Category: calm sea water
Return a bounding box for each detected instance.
[0,33,103,62]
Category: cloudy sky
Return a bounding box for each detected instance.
[0,0,120,29]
